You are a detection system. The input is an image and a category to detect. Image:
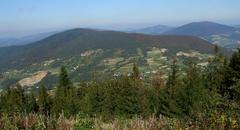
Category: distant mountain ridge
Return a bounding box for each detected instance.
[235,25,240,28]
[129,25,174,35]
[132,21,240,50]
[164,21,236,37]
[0,32,57,47]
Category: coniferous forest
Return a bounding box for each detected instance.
[0,49,240,130]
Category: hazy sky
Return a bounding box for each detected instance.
[0,0,240,37]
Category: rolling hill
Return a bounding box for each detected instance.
[130,21,239,50]
[0,28,230,89]
[164,21,236,37]
[163,22,240,50]
[129,22,240,50]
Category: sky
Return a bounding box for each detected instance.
[0,0,240,38]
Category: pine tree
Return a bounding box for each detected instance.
[132,61,140,80]
[102,80,117,119]
[26,93,38,113]
[2,84,26,113]
[181,62,203,117]
[166,58,178,98]
[157,59,180,117]
[205,54,225,92]
[83,82,105,116]
[59,66,72,89]
[52,66,75,116]
[223,49,240,99]
[118,76,141,117]
[38,85,51,115]
[229,49,240,81]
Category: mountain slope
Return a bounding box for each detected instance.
[0,28,230,89]
[0,28,218,68]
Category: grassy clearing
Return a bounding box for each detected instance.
[0,113,238,130]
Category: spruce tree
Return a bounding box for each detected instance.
[166,58,178,98]
[52,66,75,116]
[132,61,140,80]
[26,93,38,113]
[181,63,203,117]
[2,84,26,113]
[157,59,179,117]
[59,66,72,89]
[205,50,225,92]
[223,49,240,99]
[38,85,51,115]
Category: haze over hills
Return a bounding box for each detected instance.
[235,25,240,28]
[1,21,239,49]
[0,31,57,47]
[128,25,174,35]
[0,28,226,89]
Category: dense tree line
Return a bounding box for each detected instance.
[0,49,240,122]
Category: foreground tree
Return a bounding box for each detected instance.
[38,85,51,115]
[223,49,240,99]
[52,66,77,116]
[25,93,38,113]
[0,84,26,113]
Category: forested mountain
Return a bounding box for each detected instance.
[0,28,230,89]
[164,21,236,36]
[131,21,240,50]
[164,22,240,50]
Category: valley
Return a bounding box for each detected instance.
[0,29,219,90]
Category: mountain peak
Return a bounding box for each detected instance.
[165,21,236,36]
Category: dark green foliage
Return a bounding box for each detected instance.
[83,82,105,116]
[38,85,51,115]
[132,61,140,80]
[0,50,239,125]
[25,93,38,113]
[0,84,26,113]
[230,49,240,66]
[205,54,225,92]
[112,76,141,117]
[166,59,178,97]
[158,59,182,117]
[220,49,240,99]
[59,66,72,88]
[52,66,77,116]
[83,76,143,118]
[180,63,206,117]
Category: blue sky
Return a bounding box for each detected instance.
[0,0,240,37]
